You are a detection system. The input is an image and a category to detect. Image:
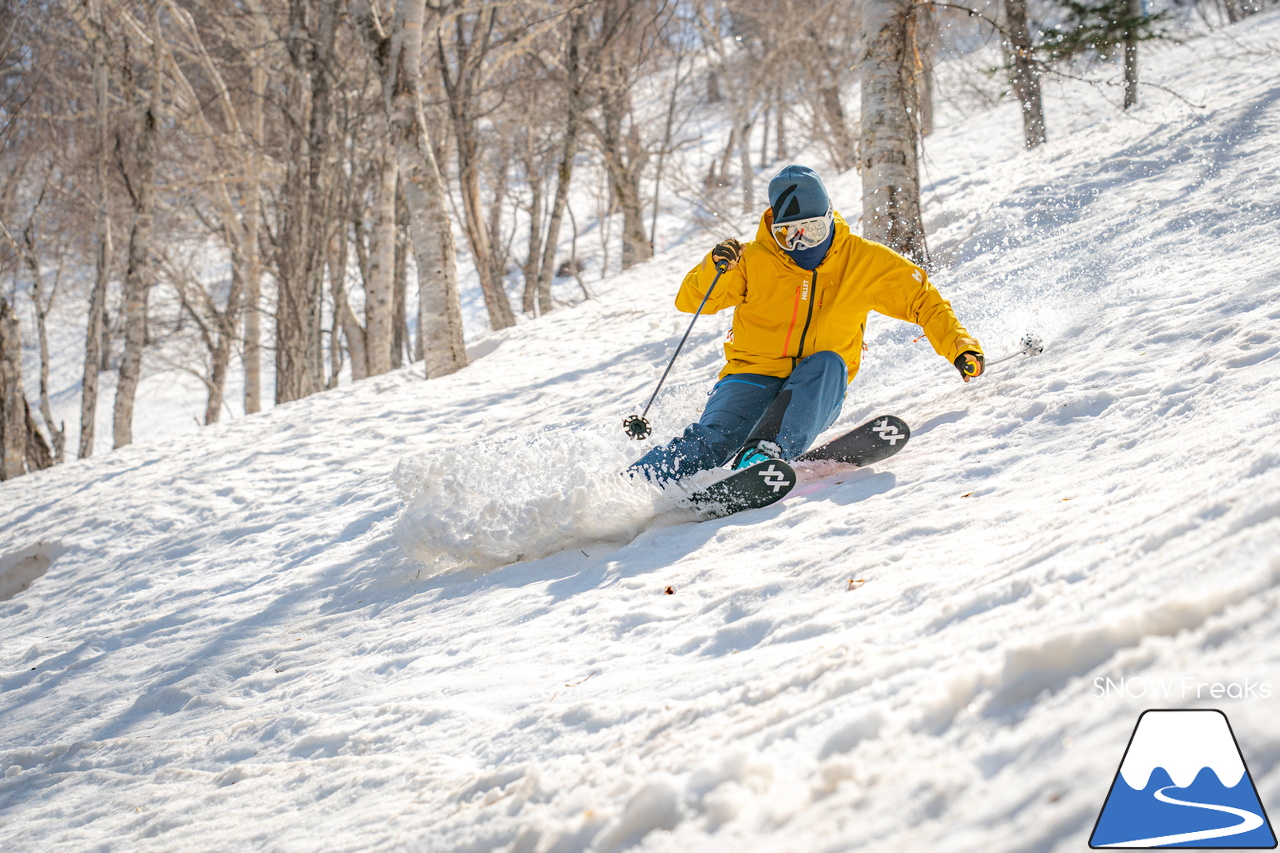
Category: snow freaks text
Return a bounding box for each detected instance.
[1093,677,1274,701]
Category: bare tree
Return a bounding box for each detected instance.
[243,2,269,414]
[0,296,53,479]
[168,0,273,415]
[271,0,342,404]
[353,0,467,379]
[64,0,115,457]
[695,2,762,214]
[0,296,30,477]
[909,1,935,137]
[527,1,642,313]
[364,132,398,374]
[1122,0,1142,109]
[511,74,557,314]
[1005,0,1046,146]
[593,0,673,270]
[533,7,587,315]
[112,3,166,449]
[435,4,516,329]
[860,0,927,263]
[799,7,861,173]
[0,162,69,462]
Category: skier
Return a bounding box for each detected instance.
[630,164,984,484]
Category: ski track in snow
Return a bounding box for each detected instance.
[3,16,1280,853]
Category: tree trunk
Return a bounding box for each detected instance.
[275,0,339,404]
[1123,0,1142,110]
[819,85,856,172]
[243,7,268,415]
[385,0,466,378]
[17,216,66,463]
[206,330,230,424]
[909,2,936,138]
[776,92,787,162]
[860,0,927,264]
[650,51,686,250]
[0,298,51,478]
[205,280,234,425]
[759,102,771,169]
[716,125,736,187]
[0,298,27,479]
[365,137,398,375]
[112,12,164,450]
[334,275,369,384]
[33,276,65,463]
[393,180,409,369]
[458,137,515,327]
[536,11,587,316]
[205,252,248,425]
[522,161,544,315]
[437,9,515,331]
[599,83,650,270]
[79,0,112,459]
[1006,0,1046,147]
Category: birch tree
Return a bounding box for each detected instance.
[64,0,115,457]
[1005,0,1046,146]
[157,0,268,422]
[860,0,927,263]
[0,296,30,478]
[273,0,341,403]
[435,4,516,329]
[532,8,587,315]
[0,296,53,479]
[243,3,268,414]
[353,0,467,379]
[0,165,69,462]
[594,5,654,270]
[1122,0,1142,109]
[112,3,166,449]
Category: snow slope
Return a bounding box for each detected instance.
[4,16,1280,853]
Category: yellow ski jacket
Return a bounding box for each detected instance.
[676,209,983,382]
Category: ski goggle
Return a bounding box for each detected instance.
[770,205,834,252]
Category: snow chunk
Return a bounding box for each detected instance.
[592,776,681,852]
[0,543,62,602]
[393,429,670,572]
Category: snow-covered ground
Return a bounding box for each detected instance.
[4,14,1280,852]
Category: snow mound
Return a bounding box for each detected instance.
[394,429,672,571]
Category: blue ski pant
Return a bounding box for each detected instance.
[630,350,847,483]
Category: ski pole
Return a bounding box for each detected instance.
[984,333,1045,368]
[623,260,730,440]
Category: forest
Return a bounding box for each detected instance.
[0,0,1268,478]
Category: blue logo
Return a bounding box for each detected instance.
[1091,709,1276,848]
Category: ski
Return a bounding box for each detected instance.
[687,458,797,518]
[797,415,910,466]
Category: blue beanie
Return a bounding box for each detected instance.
[769,165,830,223]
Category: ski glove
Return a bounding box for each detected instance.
[955,351,985,383]
[711,238,743,271]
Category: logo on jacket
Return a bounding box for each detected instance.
[1090,709,1276,848]
[912,269,922,282]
